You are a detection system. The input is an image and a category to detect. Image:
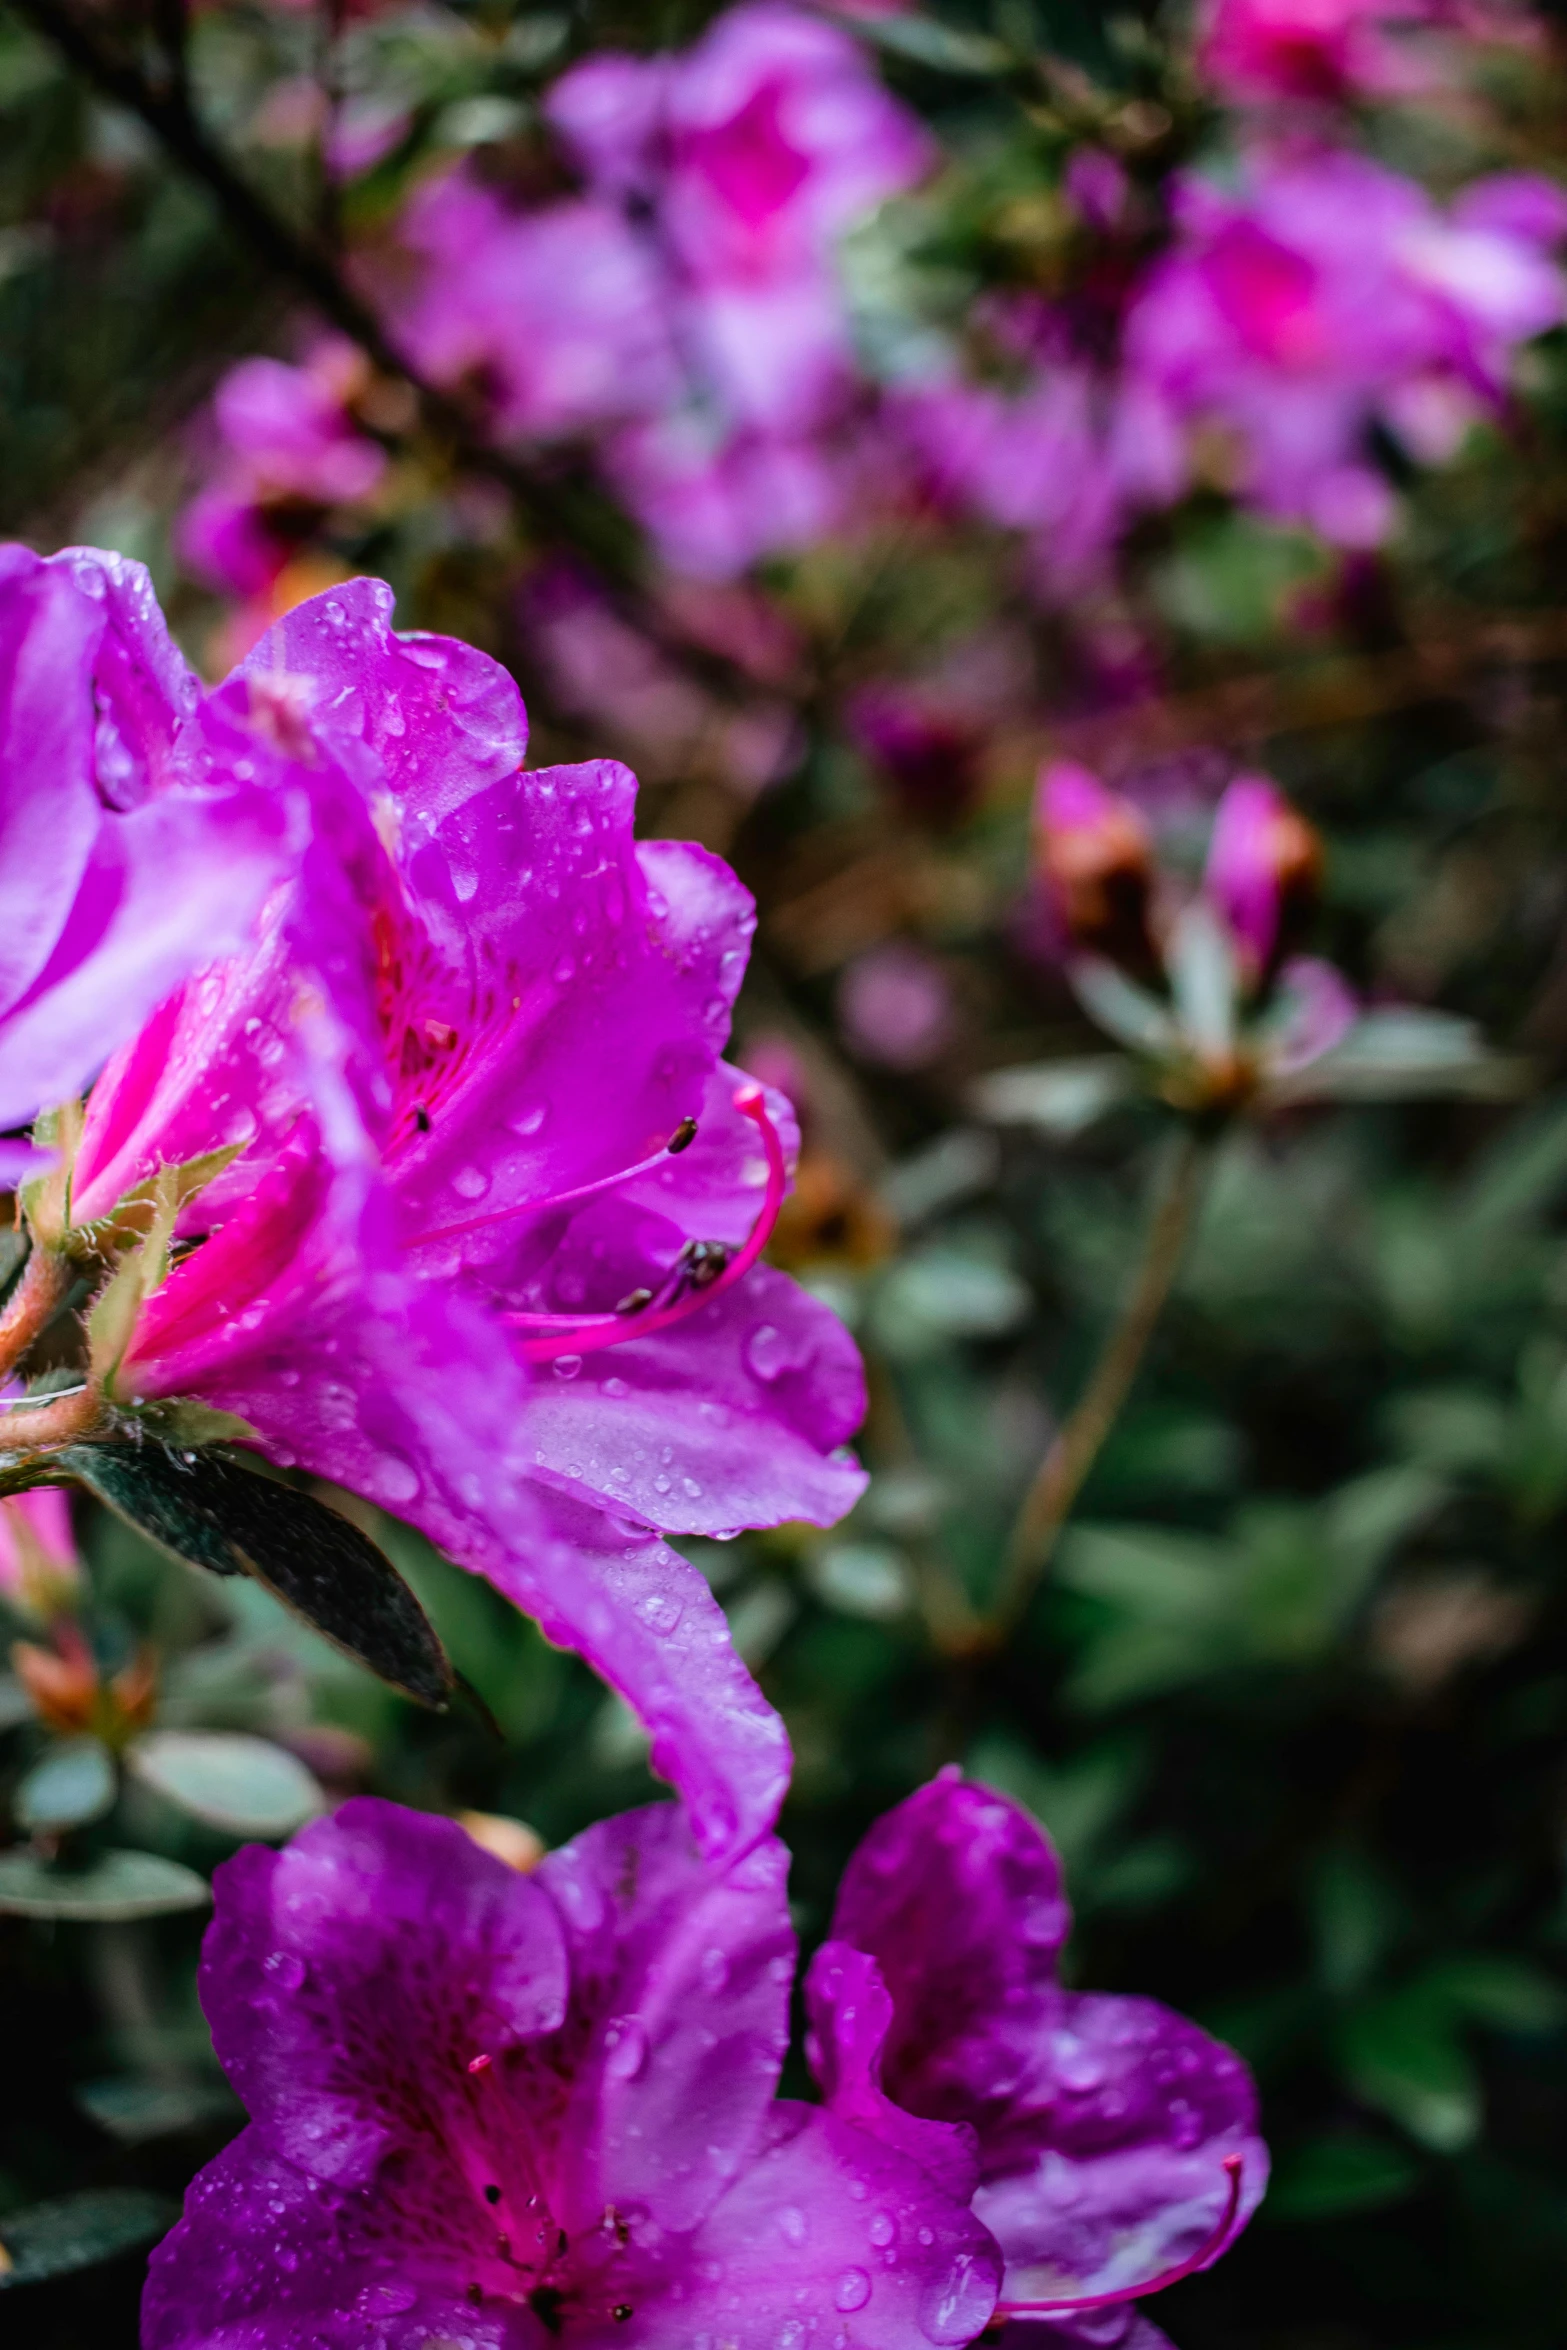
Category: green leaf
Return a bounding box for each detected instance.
[59,1443,454,1708]
[0,1847,209,1919]
[0,2187,175,2286]
[76,2073,239,2146]
[14,1735,115,1833]
[1267,2131,1423,2221]
[969,1056,1134,1137]
[840,11,1013,75]
[1335,1983,1481,2152]
[127,1729,323,1838]
[1275,1009,1524,1104]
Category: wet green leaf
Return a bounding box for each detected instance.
[1268,2131,1423,2221]
[59,1444,453,1708]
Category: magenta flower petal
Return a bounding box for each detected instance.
[521,1262,866,1538]
[652,2100,1002,2350]
[522,1488,792,1856]
[1264,953,1359,1075]
[1202,773,1322,977]
[199,1801,569,2190]
[534,1802,793,2235]
[142,2129,534,2350]
[826,1775,1266,2305]
[805,1939,980,2201]
[0,545,297,1133]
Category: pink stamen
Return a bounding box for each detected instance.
[504,1086,786,1364]
[407,1118,698,1253]
[992,2155,1244,2321]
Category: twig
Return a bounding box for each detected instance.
[981,1126,1209,1647]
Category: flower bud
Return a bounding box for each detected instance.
[0,1489,82,1621]
[1034,761,1156,969]
[1203,774,1322,983]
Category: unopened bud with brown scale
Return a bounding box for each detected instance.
[12,1621,156,1744]
[1203,774,1323,987]
[1034,761,1158,971]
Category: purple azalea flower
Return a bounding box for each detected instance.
[550,4,932,441]
[1126,151,1567,546]
[1202,773,1323,981]
[178,340,387,597]
[394,177,681,444]
[142,1796,1002,2350]
[809,1772,1268,2347]
[50,572,863,1855]
[0,543,301,1163]
[1195,0,1436,102]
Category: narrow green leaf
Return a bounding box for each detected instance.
[59,1443,454,1707]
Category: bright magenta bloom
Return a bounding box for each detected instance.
[1197,0,1435,101]
[143,1775,1263,2350]
[61,573,865,1857]
[143,1798,1002,2350]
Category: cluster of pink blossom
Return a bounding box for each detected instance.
[175,0,1567,613]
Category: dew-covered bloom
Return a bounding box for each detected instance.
[809,1773,1267,2345]
[178,340,387,597]
[54,572,863,1855]
[143,1797,1002,2350]
[1126,152,1567,546]
[0,544,301,1158]
[1196,0,1434,101]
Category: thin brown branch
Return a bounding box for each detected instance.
[980,1127,1209,1650]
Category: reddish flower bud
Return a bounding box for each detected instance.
[1203,774,1322,981]
[1034,761,1156,968]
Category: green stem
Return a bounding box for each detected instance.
[984,1127,1209,1647]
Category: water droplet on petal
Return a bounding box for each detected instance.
[604,2018,648,2081]
[379,1459,420,1505]
[554,1355,584,1380]
[264,1951,306,1992]
[452,1165,489,1201]
[777,2207,807,2247]
[744,1324,789,1382]
[834,2269,871,2313]
[868,2212,896,2249]
[699,1947,729,1994]
[638,1590,684,1636]
[919,2254,996,2346]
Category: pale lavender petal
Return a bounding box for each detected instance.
[1263,954,1358,1075]
[534,1802,792,2235]
[970,1986,1265,2301]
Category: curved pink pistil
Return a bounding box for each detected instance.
[504,1085,786,1363]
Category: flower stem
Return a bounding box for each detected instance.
[0,1249,71,1383]
[984,1127,1209,1647]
